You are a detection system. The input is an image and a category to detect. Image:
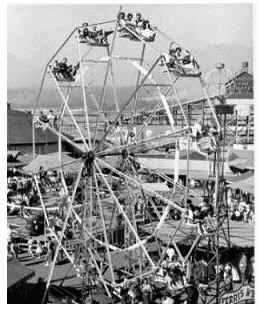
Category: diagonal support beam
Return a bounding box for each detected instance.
[49,68,90,152]
[95,161,156,269]
[88,248,112,297]
[34,117,85,153]
[97,157,185,214]
[95,56,162,152]
[42,161,84,303]
[93,171,116,285]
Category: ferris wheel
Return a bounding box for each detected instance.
[31,7,229,303]
[205,63,232,97]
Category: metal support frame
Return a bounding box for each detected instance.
[31,10,234,304]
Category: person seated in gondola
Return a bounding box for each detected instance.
[118,11,126,25]
[162,48,179,71]
[140,19,156,41]
[124,13,136,39]
[174,47,182,62]
[119,12,137,38]
[171,47,186,74]
[165,45,200,76]
[66,62,79,81]
[118,12,128,37]
[135,13,144,31]
[57,58,78,81]
[51,60,63,80]
[94,28,113,44]
[89,26,113,44]
[181,49,200,74]
[38,110,49,124]
[78,22,89,41]
[78,23,98,43]
[47,109,58,127]
[126,13,135,28]
[135,14,156,41]
[58,57,70,80]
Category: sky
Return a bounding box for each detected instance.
[7,3,253,65]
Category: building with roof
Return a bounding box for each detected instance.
[225,62,253,114]
[7,103,59,154]
[223,62,254,144]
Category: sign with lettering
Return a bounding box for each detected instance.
[220,285,254,304]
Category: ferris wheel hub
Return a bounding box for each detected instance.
[82,150,95,161]
[82,151,95,176]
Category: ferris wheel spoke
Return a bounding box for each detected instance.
[92,24,118,148]
[97,126,186,157]
[135,86,173,140]
[97,157,184,215]
[125,43,146,145]
[87,248,112,297]
[57,86,73,120]
[33,175,50,227]
[76,36,93,149]
[128,59,178,133]
[84,83,110,125]
[33,117,85,154]
[94,160,156,269]
[93,170,116,285]
[42,160,85,302]
[109,60,121,113]
[161,57,190,127]
[49,68,90,152]
[95,56,162,152]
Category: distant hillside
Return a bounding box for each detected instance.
[7,44,253,109]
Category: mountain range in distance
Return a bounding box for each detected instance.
[7,43,253,110]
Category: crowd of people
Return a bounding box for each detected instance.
[112,248,202,304]
[228,192,254,225]
[7,167,64,214]
[7,149,254,304]
[7,171,38,215]
[117,12,156,42]
[78,22,114,45]
[50,58,80,82]
[162,43,200,76]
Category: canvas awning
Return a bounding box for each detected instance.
[142,182,171,192]
[225,170,254,183]
[138,156,234,179]
[228,149,254,170]
[23,152,80,173]
[229,175,254,194]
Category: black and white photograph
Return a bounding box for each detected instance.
[6,1,256,305]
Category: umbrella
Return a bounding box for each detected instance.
[23,152,81,174]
